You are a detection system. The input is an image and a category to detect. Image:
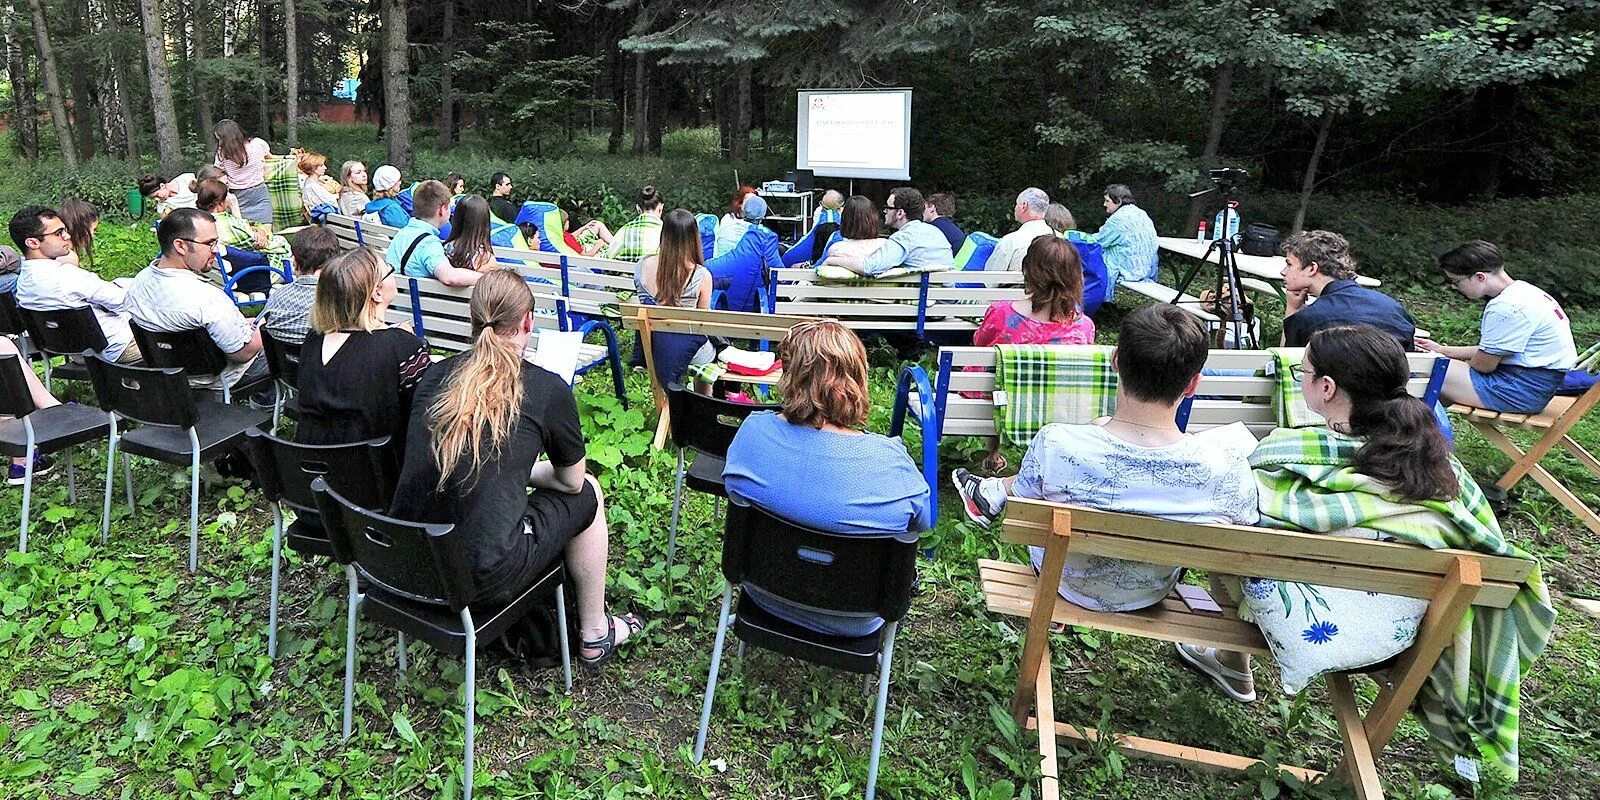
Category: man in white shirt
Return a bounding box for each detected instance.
[9,205,142,363]
[125,208,266,392]
[989,187,1054,271]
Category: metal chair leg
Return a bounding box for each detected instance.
[267,503,284,659]
[271,383,283,431]
[64,447,76,505]
[461,609,477,800]
[396,633,408,676]
[555,583,572,693]
[101,422,118,545]
[123,453,134,514]
[342,566,363,741]
[865,622,899,800]
[17,435,35,553]
[694,581,734,762]
[666,448,685,568]
[187,435,201,572]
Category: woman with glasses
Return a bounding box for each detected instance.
[294,248,430,452]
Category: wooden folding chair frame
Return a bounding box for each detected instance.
[983,498,1534,800]
[1450,379,1600,535]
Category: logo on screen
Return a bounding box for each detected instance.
[812,97,825,110]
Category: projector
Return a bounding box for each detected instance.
[761,181,796,194]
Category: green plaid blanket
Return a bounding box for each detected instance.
[1269,347,1324,428]
[217,212,293,274]
[604,215,662,262]
[266,157,304,230]
[1577,340,1600,373]
[993,344,1116,446]
[1251,427,1556,780]
[685,362,727,384]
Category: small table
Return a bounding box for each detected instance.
[760,191,816,239]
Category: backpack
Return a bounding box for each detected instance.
[494,576,581,667]
[1241,223,1280,257]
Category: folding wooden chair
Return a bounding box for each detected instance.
[982,497,1534,800]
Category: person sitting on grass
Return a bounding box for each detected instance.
[722,320,933,636]
[952,304,1259,687]
[605,185,666,262]
[198,178,294,277]
[390,269,643,669]
[138,171,199,217]
[1278,230,1414,348]
[823,187,953,277]
[387,180,483,287]
[259,226,341,348]
[1416,240,1576,414]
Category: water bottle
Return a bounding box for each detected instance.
[1195,220,1207,242]
[1213,203,1241,245]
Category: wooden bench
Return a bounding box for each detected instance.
[985,496,1534,800]
[767,267,1027,336]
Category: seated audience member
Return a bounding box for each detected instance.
[1233,326,1552,770]
[635,209,716,384]
[138,172,199,217]
[57,198,99,267]
[824,195,885,263]
[295,247,430,451]
[924,192,964,255]
[259,226,341,347]
[0,245,19,293]
[1417,240,1576,414]
[824,187,954,277]
[952,304,1257,624]
[1278,230,1413,348]
[297,152,341,214]
[10,205,141,363]
[719,186,758,232]
[125,208,268,392]
[443,195,500,273]
[387,180,482,287]
[714,194,769,258]
[568,211,614,254]
[338,161,371,217]
[195,166,244,218]
[199,178,293,275]
[1044,203,1074,235]
[364,165,410,228]
[0,335,63,482]
[444,172,467,197]
[1095,183,1160,295]
[390,269,642,668]
[991,187,1053,271]
[813,189,845,227]
[723,321,933,636]
[488,171,518,223]
[974,236,1095,348]
[605,186,666,262]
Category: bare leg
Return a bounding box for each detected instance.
[1,338,58,469]
[560,475,633,655]
[1438,359,1489,408]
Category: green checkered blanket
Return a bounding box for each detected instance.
[604,215,662,262]
[1251,427,1556,780]
[266,157,304,230]
[1269,347,1324,428]
[993,344,1116,446]
[217,212,293,274]
[1577,340,1600,373]
[685,362,727,384]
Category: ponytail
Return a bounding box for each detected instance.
[427,270,532,489]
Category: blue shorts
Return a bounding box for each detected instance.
[1469,363,1563,414]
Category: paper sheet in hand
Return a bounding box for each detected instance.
[531,330,583,384]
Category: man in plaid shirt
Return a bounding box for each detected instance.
[604,185,665,262]
[259,227,341,347]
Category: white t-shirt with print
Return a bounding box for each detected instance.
[1016,421,1260,613]
[1479,279,1577,371]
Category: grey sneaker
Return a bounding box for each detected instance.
[951,468,1002,527]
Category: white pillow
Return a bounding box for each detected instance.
[1242,577,1427,694]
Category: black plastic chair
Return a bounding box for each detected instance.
[0,354,109,553]
[85,355,271,572]
[259,330,303,430]
[663,385,779,568]
[693,501,919,800]
[130,321,273,404]
[311,478,572,800]
[20,305,106,387]
[244,429,393,658]
[0,290,38,359]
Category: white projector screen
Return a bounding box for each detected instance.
[796,89,913,181]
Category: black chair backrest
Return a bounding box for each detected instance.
[244,429,392,514]
[311,477,474,611]
[22,306,107,356]
[131,321,230,379]
[0,291,27,337]
[722,501,919,623]
[260,330,302,389]
[0,354,37,417]
[84,354,198,429]
[666,385,779,456]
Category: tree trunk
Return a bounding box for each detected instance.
[68,0,95,161]
[437,0,453,152]
[2,2,39,161]
[284,0,298,146]
[606,44,623,154]
[86,0,126,160]
[138,0,183,174]
[1185,63,1234,230]
[382,0,411,171]
[631,52,646,155]
[257,2,271,138]
[1291,111,1335,234]
[192,0,214,151]
[731,61,751,161]
[114,54,140,164]
[24,0,77,168]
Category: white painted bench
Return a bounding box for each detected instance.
[767,267,1028,336]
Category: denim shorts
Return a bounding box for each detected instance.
[1469,363,1563,414]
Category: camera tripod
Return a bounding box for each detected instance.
[1173,171,1255,349]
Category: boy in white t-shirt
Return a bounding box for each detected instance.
[953,304,1262,697]
[1417,240,1577,414]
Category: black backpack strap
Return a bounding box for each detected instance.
[399,231,428,273]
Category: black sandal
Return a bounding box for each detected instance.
[579,611,645,671]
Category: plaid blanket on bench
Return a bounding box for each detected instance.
[993,344,1116,446]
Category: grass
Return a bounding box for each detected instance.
[1,223,1598,800]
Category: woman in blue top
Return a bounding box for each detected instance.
[722,321,933,636]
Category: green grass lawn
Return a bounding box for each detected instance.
[0,222,1597,799]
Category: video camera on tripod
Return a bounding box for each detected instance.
[1174,167,1257,348]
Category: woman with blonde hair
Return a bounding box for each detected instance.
[722,321,932,635]
[293,247,430,449]
[297,152,341,213]
[390,270,642,669]
[338,161,370,216]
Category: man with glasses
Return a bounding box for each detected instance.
[8,205,142,363]
[823,187,954,277]
[124,208,267,393]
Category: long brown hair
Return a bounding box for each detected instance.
[213,119,248,166]
[1021,236,1083,323]
[445,195,493,270]
[196,179,231,214]
[428,270,533,488]
[58,198,99,263]
[653,208,702,307]
[778,321,870,429]
[840,195,879,240]
[1306,326,1457,502]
